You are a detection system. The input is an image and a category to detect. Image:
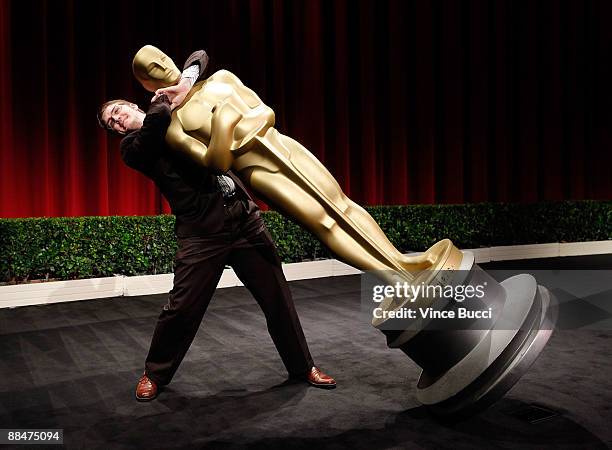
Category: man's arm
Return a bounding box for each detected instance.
[182,50,209,82]
[120,96,172,171]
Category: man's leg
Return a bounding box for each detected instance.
[228,229,314,377]
[144,250,227,387]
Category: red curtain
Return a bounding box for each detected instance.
[0,0,610,218]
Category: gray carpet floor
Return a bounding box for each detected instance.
[0,256,611,449]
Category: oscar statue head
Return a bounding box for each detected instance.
[133,45,181,92]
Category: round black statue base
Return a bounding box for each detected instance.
[415,276,555,419]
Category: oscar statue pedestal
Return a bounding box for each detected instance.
[371,252,556,418]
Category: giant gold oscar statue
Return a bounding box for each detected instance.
[131,46,555,417]
[132,45,464,289]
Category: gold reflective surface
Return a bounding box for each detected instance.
[133,45,181,93]
[134,46,463,290]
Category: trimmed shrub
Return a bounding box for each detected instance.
[0,201,610,283]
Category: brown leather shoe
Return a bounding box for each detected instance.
[306,366,336,389]
[135,374,158,402]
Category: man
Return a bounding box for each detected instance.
[98,49,335,401]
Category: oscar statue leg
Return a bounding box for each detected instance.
[235,129,440,279]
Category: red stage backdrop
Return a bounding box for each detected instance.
[0,0,610,218]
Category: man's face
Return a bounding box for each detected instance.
[101,102,145,135]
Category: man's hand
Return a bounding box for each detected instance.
[151,78,192,110]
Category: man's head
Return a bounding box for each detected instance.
[133,45,181,92]
[97,99,146,135]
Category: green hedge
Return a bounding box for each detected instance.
[0,200,610,283]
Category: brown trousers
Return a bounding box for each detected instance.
[144,197,314,386]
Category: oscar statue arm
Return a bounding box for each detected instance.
[208,101,243,169]
[166,102,242,173]
[166,117,211,168]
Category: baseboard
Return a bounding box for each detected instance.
[0,240,610,309]
[0,276,124,308]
